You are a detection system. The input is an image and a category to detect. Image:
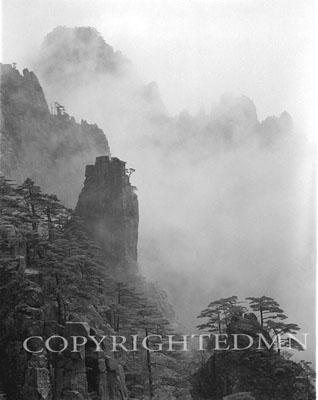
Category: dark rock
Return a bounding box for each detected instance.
[22,354,52,400]
[24,269,43,286]
[227,313,271,346]
[43,320,62,337]
[105,356,119,372]
[61,390,85,400]
[76,156,139,263]
[223,393,255,400]
[64,322,90,338]
[22,319,45,338]
[85,351,109,400]
[243,313,257,321]
[24,284,44,307]
[0,63,110,207]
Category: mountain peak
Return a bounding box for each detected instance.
[35,26,129,86]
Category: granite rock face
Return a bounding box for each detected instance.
[34,26,128,88]
[76,156,139,263]
[0,259,128,400]
[0,151,136,398]
[190,312,309,400]
[0,60,177,400]
[0,63,110,206]
[223,393,255,400]
[22,354,52,400]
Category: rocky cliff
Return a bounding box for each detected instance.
[0,64,133,399]
[190,313,313,400]
[0,265,128,400]
[74,156,179,326]
[76,156,139,263]
[34,26,129,87]
[0,63,110,206]
[0,61,183,400]
[0,173,132,400]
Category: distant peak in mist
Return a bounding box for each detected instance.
[32,25,296,158]
[259,110,293,142]
[32,26,167,131]
[35,26,130,86]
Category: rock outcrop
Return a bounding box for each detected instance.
[0,63,110,206]
[76,156,139,263]
[0,260,129,400]
[34,27,129,88]
[190,313,307,400]
[0,59,181,400]
[223,393,255,400]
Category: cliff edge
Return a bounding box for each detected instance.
[76,156,139,263]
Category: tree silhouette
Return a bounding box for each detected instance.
[194,294,313,399]
[197,296,246,334]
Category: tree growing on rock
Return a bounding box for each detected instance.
[246,296,300,354]
[197,296,246,334]
[193,294,314,400]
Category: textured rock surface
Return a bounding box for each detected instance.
[0,262,55,399]
[33,27,166,122]
[190,313,308,400]
[0,63,110,206]
[0,59,180,400]
[22,354,52,400]
[34,27,128,88]
[76,156,139,262]
[0,261,128,400]
[223,393,255,400]
[56,322,90,400]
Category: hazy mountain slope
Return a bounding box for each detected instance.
[29,28,315,358]
[33,26,167,150]
[0,63,110,206]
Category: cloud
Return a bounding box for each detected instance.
[14,23,317,363]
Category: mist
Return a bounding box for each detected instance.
[1,1,316,363]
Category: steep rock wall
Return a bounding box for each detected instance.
[75,156,139,263]
[0,63,110,206]
[0,260,128,400]
[0,62,181,399]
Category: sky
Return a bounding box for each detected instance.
[1,0,318,139]
[0,0,317,363]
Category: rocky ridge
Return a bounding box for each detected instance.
[0,63,110,207]
[0,63,183,399]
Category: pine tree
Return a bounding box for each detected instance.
[0,176,34,268]
[194,294,314,399]
[135,303,171,399]
[245,296,287,328]
[246,296,300,354]
[197,296,246,334]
